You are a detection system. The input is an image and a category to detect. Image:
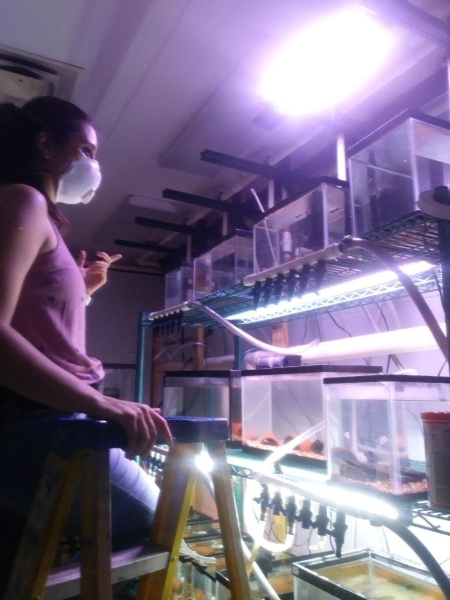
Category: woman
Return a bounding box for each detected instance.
[0,96,172,590]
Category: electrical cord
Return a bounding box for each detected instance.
[153,341,207,362]
[326,311,371,366]
[301,315,310,345]
[376,518,450,600]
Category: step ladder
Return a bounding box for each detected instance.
[4,416,251,600]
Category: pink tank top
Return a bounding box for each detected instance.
[12,222,104,384]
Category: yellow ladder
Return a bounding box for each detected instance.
[5,416,251,600]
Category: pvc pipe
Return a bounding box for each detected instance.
[243,242,344,286]
[300,324,445,364]
[159,322,444,373]
[336,132,347,182]
[267,179,275,209]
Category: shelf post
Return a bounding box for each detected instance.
[135,311,147,404]
[435,186,450,372]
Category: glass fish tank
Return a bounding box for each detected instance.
[171,553,192,600]
[240,366,381,464]
[192,559,218,600]
[194,230,253,298]
[184,532,254,600]
[324,375,450,497]
[293,549,444,599]
[216,554,297,600]
[97,363,136,401]
[348,110,450,236]
[164,261,194,308]
[162,371,241,446]
[253,178,351,274]
[183,510,220,537]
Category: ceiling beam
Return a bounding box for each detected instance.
[200,149,277,179]
[163,188,253,215]
[114,239,180,254]
[361,0,450,48]
[134,216,201,236]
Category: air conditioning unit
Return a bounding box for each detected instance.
[0,45,83,105]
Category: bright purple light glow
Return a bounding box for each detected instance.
[261,8,395,115]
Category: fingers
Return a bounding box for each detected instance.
[152,410,173,446]
[120,404,172,460]
[95,252,122,265]
[76,250,87,269]
[125,411,156,460]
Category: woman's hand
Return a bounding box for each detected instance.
[101,397,173,460]
[77,250,122,296]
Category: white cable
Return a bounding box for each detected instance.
[196,469,282,600]
[188,301,318,356]
[252,421,326,481]
[180,539,217,566]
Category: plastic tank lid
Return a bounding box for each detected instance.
[421,411,450,421]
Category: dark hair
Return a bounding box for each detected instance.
[0,96,93,230]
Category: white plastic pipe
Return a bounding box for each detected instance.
[336,132,347,181]
[300,323,446,364]
[243,242,344,285]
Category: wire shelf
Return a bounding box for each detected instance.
[145,213,442,329]
[229,458,450,536]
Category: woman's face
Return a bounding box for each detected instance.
[36,121,98,176]
[58,122,98,173]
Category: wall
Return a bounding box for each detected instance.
[85,269,164,401]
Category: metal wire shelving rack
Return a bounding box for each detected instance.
[138,211,450,597]
[144,212,442,330]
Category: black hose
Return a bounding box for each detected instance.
[340,237,448,359]
[378,518,450,600]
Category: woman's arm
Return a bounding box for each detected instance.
[0,185,171,457]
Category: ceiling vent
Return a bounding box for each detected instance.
[0,45,83,106]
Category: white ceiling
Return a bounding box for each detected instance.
[1,0,449,273]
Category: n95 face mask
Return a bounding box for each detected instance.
[56,154,102,205]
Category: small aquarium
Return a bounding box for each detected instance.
[97,363,136,401]
[216,553,297,600]
[194,230,253,298]
[184,510,220,537]
[240,366,381,464]
[349,110,450,236]
[325,375,450,497]
[164,262,194,308]
[253,178,351,274]
[192,559,218,600]
[171,553,192,600]
[162,371,242,446]
[293,549,444,599]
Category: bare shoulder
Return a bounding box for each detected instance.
[0,183,48,222]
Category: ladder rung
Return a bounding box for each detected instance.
[43,543,170,600]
